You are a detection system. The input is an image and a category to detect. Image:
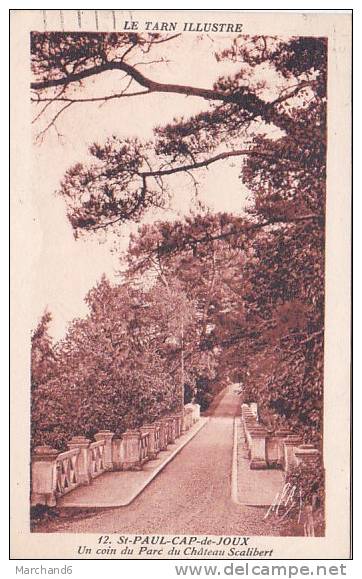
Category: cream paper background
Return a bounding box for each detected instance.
[10,9,351,559]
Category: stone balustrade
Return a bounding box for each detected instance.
[241,403,319,474]
[31,403,201,507]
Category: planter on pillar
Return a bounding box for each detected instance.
[121,429,142,470]
[283,436,303,472]
[67,436,91,484]
[248,426,268,469]
[31,446,59,507]
[94,430,114,471]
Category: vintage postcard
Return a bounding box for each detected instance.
[10,10,351,560]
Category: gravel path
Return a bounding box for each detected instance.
[35,386,281,535]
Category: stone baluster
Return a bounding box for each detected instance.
[31,446,59,507]
[94,430,114,471]
[242,407,258,451]
[67,436,91,484]
[153,421,161,453]
[140,424,159,460]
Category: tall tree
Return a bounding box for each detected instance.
[31,33,327,444]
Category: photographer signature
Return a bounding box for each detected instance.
[264,482,303,523]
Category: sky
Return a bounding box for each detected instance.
[30,34,280,341]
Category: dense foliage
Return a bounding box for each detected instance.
[31,278,197,449]
[31,33,326,452]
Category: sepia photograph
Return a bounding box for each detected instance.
[10,9,351,560]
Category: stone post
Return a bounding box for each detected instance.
[140,425,159,460]
[167,417,176,444]
[31,446,59,507]
[283,435,303,472]
[187,407,193,429]
[242,412,258,451]
[181,411,188,434]
[193,403,201,421]
[173,415,179,438]
[174,413,182,438]
[121,429,142,470]
[265,434,279,468]
[111,438,123,471]
[94,430,114,470]
[158,420,168,451]
[153,421,161,453]
[294,444,320,468]
[68,436,91,484]
[274,429,292,468]
[248,426,268,469]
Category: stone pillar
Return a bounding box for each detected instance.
[121,429,142,470]
[181,411,188,434]
[249,402,258,417]
[94,430,114,470]
[111,438,123,471]
[167,417,176,444]
[68,436,91,484]
[174,413,182,438]
[265,435,279,468]
[274,429,292,468]
[140,425,159,460]
[193,404,201,421]
[283,436,303,472]
[31,446,59,507]
[187,408,193,429]
[173,415,179,438]
[248,426,268,469]
[294,444,319,468]
[153,421,161,453]
[158,420,168,451]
